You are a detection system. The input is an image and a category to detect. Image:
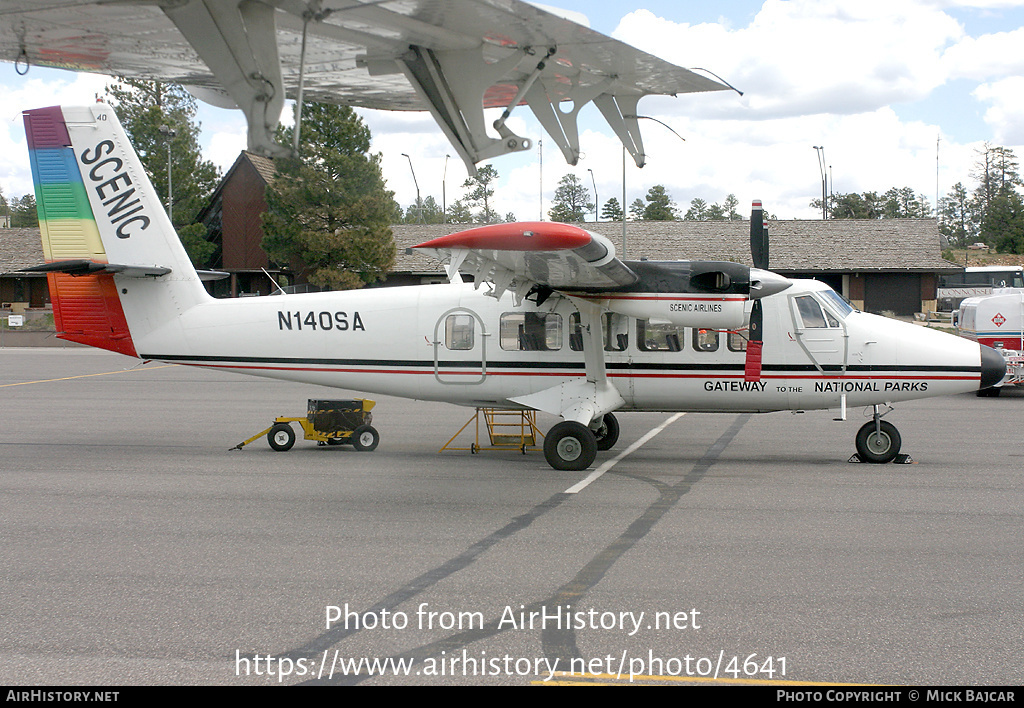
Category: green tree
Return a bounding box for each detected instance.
[722,194,741,221]
[643,185,677,221]
[404,195,444,224]
[261,102,396,290]
[823,192,883,219]
[989,185,1024,253]
[629,198,645,221]
[938,182,977,248]
[601,197,624,221]
[10,194,37,227]
[104,79,220,266]
[446,199,474,224]
[548,174,593,222]
[462,164,499,223]
[882,187,930,219]
[683,197,708,221]
[971,145,1022,248]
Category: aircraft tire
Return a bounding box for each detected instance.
[544,421,597,471]
[268,423,296,452]
[855,420,901,464]
[593,413,620,451]
[352,425,380,452]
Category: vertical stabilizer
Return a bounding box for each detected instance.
[24,104,209,356]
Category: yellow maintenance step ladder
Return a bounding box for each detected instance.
[440,408,542,454]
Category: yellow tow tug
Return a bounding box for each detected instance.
[232,399,378,452]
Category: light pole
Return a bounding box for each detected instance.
[442,154,450,224]
[813,145,827,219]
[401,152,423,223]
[620,115,687,256]
[588,168,598,222]
[158,124,176,222]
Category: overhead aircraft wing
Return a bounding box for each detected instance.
[413,221,638,301]
[0,0,729,169]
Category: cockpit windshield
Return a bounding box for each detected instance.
[818,288,855,318]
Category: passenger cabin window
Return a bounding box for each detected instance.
[637,320,685,352]
[795,295,840,328]
[568,312,628,351]
[500,312,562,351]
[603,313,628,352]
[727,330,748,352]
[445,314,474,350]
[693,328,719,352]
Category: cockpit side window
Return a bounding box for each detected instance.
[795,295,828,328]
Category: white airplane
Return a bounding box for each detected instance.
[22,104,1005,470]
[0,0,730,171]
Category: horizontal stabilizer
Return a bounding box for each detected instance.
[21,260,172,278]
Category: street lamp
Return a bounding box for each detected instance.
[442,154,450,224]
[620,115,687,257]
[813,145,827,219]
[401,153,423,223]
[158,124,176,222]
[588,168,598,222]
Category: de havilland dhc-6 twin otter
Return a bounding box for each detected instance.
[8,1,1005,471]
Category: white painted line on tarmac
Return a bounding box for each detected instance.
[565,413,686,494]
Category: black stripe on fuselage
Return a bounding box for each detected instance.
[140,353,981,375]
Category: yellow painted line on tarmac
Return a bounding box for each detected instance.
[533,671,880,686]
[0,364,178,388]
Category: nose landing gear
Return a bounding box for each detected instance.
[852,405,911,464]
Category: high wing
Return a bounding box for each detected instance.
[414,221,639,300]
[0,0,728,170]
[413,221,791,324]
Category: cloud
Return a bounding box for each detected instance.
[614,1,962,119]
[974,77,1024,144]
[941,26,1024,80]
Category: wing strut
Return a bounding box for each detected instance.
[396,45,534,173]
[163,0,290,158]
[510,299,624,426]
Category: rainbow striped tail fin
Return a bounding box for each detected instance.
[22,105,207,356]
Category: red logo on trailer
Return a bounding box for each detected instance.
[992,312,1006,327]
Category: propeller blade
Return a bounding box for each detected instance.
[743,299,764,381]
[750,199,769,270]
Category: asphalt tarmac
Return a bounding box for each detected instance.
[2,348,1022,686]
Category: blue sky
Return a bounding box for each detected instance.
[2,0,1023,223]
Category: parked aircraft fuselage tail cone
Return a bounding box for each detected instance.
[22,105,1006,470]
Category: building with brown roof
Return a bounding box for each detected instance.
[195,150,282,297]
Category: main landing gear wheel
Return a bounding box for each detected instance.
[268,423,296,452]
[855,420,901,464]
[544,421,597,471]
[351,425,380,452]
[593,413,620,451]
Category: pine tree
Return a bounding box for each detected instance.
[601,197,624,221]
[461,165,499,223]
[629,198,645,221]
[548,174,593,222]
[643,185,676,221]
[104,79,220,265]
[261,103,397,290]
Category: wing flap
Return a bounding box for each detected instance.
[1,0,729,168]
